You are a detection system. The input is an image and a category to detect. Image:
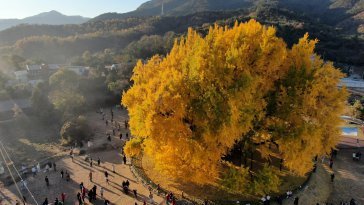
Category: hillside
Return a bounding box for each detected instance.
[0,10,89,31]
[92,0,255,21]
[92,0,364,34]
[0,0,363,72]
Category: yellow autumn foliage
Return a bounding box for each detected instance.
[124,137,143,157]
[122,19,347,185]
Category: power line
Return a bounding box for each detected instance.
[0,142,39,205]
[0,144,23,202]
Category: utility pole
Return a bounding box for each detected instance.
[161,0,164,16]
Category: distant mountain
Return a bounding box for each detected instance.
[0,10,90,31]
[92,0,254,21]
[0,0,363,68]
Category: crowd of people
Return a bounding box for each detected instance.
[14,106,149,205]
[11,106,363,205]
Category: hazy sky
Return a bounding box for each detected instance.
[0,0,150,19]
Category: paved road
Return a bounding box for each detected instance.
[0,99,30,113]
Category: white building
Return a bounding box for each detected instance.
[28,79,44,87]
[63,66,89,76]
[339,77,364,89]
[14,70,28,83]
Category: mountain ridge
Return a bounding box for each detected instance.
[91,0,254,21]
[0,10,90,31]
[91,0,364,34]
[0,0,362,71]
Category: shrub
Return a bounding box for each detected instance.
[60,115,91,145]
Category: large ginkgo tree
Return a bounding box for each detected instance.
[122,19,347,194]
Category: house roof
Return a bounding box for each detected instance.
[26,65,41,71]
[14,70,28,76]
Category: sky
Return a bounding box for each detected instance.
[0,0,150,19]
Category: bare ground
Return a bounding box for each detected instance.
[1,108,164,205]
[1,108,364,205]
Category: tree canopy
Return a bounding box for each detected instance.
[122,20,347,190]
[49,69,86,120]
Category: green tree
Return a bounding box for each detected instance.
[50,90,86,120]
[49,69,85,120]
[49,68,79,90]
[30,82,57,123]
[60,115,91,145]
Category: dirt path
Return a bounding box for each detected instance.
[2,107,364,205]
[2,108,164,205]
[275,163,332,205]
[327,148,364,204]
[4,149,164,205]
[274,148,364,205]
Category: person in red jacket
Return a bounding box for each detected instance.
[61,193,66,204]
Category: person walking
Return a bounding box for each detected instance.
[82,187,87,202]
[90,159,93,167]
[45,176,49,187]
[97,158,101,166]
[112,164,115,173]
[261,196,266,205]
[60,170,64,179]
[329,159,334,169]
[313,163,317,173]
[89,171,93,182]
[66,171,70,182]
[133,189,138,198]
[104,171,109,184]
[331,173,335,182]
[43,198,49,205]
[100,187,104,198]
[277,195,283,205]
[70,150,74,162]
[31,166,37,177]
[293,197,299,205]
[22,195,27,205]
[87,189,93,203]
[61,193,66,204]
[92,185,97,199]
[123,155,127,165]
[149,191,154,204]
[77,192,82,205]
[54,198,59,205]
[80,182,84,192]
[53,162,57,172]
[119,133,123,140]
